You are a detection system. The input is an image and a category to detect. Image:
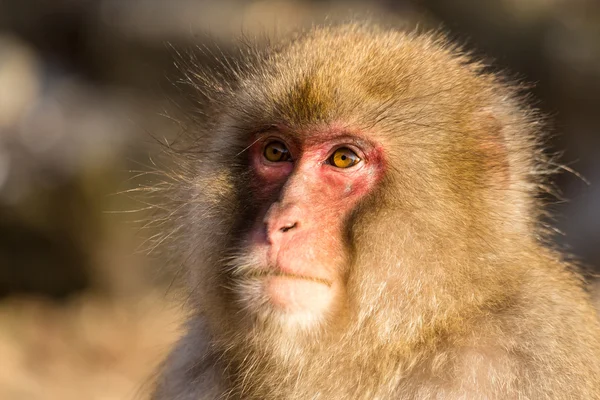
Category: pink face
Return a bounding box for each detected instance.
[237,127,385,323]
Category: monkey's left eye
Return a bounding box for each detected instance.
[263,141,291,162]
[328,147,361,168]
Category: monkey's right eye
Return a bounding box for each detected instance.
[263,141,291,162]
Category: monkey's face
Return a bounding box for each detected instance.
[227,127,385,330]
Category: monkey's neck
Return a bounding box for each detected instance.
[212,315,464,399]
[214,287,525,398]
[210,250,529,398]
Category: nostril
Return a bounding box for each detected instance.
[280,222,297,233]
[264,203,302,238]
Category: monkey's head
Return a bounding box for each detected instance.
[170,24,545,350]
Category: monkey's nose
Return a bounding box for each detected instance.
[279,221,297,233]
[264,203,302,242]
[265,218,299,246]
[267,218,299,238]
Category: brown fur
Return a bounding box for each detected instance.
[150,23,600,399]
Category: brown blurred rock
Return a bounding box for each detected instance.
[0,292,184,400]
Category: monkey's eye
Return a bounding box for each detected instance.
[263,141,291,162]
[328,147,361,168]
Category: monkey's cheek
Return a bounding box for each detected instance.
[265,276,334,315]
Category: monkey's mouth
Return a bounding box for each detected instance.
[247,270,332,287]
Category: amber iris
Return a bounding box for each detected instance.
[263,141,291,162]
[329,147,360,168]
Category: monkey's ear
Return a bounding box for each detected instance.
[474,110,510,187]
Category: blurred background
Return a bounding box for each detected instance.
[0,0,599,398]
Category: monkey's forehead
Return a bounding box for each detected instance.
[225,24,501,133]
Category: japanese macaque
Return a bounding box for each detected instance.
[150,23,600,399]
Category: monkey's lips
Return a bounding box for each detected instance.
[248,270,332,287]
[247,270,335,313]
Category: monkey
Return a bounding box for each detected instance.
[149,23,600,399]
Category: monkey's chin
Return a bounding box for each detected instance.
[238,274,335,330]
[265,275,334,314]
